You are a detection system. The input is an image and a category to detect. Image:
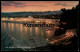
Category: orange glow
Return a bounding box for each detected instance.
[8,23,10,30]
[35,27,38,36]
[50,42,53,44]
[1,18,8,21]
[1,17,59,24]
[20,24,23,32]
[10,18,14,20]
[30,27,32,35]
[61,28,64,30]
[35,20,40,23]
[11,23,14,31]
[1,18,5,20]
[4,23,6,31]
[1,1,79,12]
[65,30,74,37]
[46,38,48,40]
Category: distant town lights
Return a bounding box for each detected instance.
[10,18,14,20]
[36,21,40,23]
[1,18,5,20]
[46,39,48,40]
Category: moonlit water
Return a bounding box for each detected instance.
[1,22,54,50]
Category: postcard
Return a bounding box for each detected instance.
[1,1,79,51]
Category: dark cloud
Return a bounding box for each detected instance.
[55,3,73,6]
[15,5,27,7]
[1,1,48,7]
[15,5,48,7]
[1,1,25,6]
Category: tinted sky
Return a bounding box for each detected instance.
[1,1,79,12]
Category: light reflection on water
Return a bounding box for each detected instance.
[1,22,54,39]
[1,22,55,49]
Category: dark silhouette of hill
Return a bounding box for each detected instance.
[54,3,79,36]
[1,10,62,17]
[60,4,79,30]
[51,4,79,51]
